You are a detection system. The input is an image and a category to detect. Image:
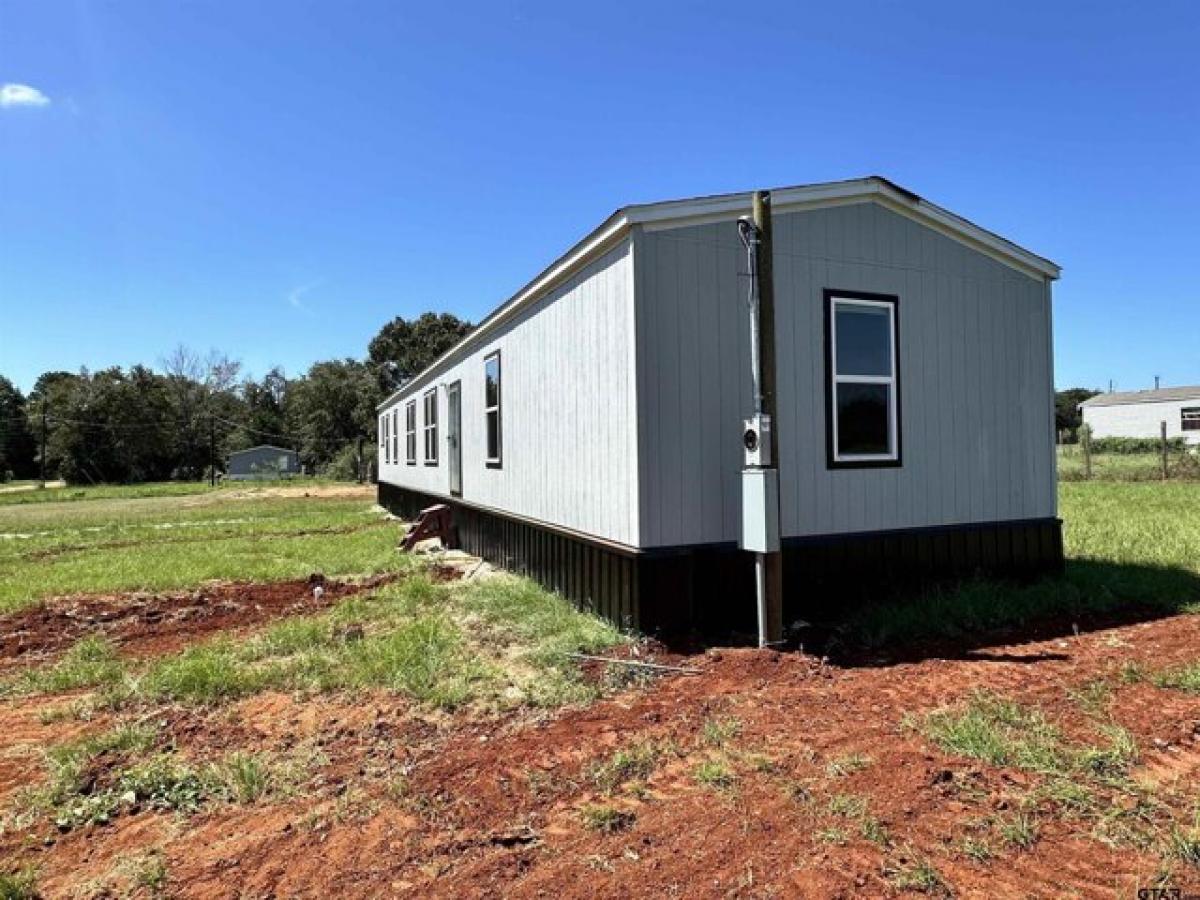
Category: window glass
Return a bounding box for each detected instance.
[485,352,501,465]
[835,304,892,377]
[828,294,899,465]
[836,383,890,455]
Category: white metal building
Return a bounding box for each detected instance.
[1080,387,1200,445]
[377,177,1063,632]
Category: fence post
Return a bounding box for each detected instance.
[1161,420,1169,481]
[1081,424,1092,480]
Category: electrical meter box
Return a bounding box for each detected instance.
[740,467,780,553]
[742,414,772,467]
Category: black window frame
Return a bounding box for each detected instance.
[484,350,502,469]
[423,388,439,465]
[392,409,399,463]
[824,288,902,470]
[404,400,417,466]
[1183,407,1200,432]
[380,413,388,465]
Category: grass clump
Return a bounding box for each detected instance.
[1154,662,1200,694]
[815,826,847,845]
[920,692,1066,774]
[693,760,735,790]
[887,855,949,895]
[588,741,662,795]
[0,869,38,900]
[701,715,742,748]
[997,809,1040,850]
[825,752,872,777]
[212,752,273,804]
[5,635,126,697]
[828,793,868,819]
[580,803,636,833]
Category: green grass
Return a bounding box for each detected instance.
[918,691,1139,783]
[0,868,37,900]
[5,635,126,696]
[0,478,349,507]
[693,759,735,790]
[919,692,1067,774]
[579,803,636,833]
[5,570,626,715]
[840,481,1200,649]
[1153,662,1200,693]
[0,489,400,612]
[1057,445,1200,482]
[588,741,663,794]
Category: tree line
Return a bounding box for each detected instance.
[0,313,471,484]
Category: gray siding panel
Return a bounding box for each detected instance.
[636,201,1056,547]
[379,240,639,546]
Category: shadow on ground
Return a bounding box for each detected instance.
[681,559,1200,668]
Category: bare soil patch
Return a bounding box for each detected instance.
[6,610,1200,897]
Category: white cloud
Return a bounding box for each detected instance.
[0,83,51,109]
[286,281,320,311]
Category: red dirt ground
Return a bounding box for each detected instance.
[0,576,386,666]
[3,605,1200,897]
[0,567,458,668]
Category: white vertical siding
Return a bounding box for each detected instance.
[634,201,1057,548]
[379,239,640,546]
[1083,401,1200,445]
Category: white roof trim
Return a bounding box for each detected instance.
[379,177,1059,411]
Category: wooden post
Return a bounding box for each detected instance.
[39,400,47,488]
[1081,424,1092,480]
[1161,420,1169,481]
[753,191,784,644]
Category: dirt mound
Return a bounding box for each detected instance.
[0,572,420,665]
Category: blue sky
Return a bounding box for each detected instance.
[1,1,1197,394]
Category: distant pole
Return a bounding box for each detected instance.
[39,400,47,488]
[356,435,364,484]
[1155,375,1161,391]
[1161,420,1169,481]
[1081,424,1092,480]
[209,414,216,487]
[754,191,784,646]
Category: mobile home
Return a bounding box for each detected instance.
[226,445,300,480]
[1080,387,1200,446]
[377,177,1063,633]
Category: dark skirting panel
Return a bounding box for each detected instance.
[378,482,1064,637]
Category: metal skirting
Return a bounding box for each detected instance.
[377,482,1064,637]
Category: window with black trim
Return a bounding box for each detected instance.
[392,410,399,463]
[380,414,389,464]
[1183,407,1200,432]
[484,351,502,467]
[405,401,417,465]
[423,389,438,464]
[825,290,900,467]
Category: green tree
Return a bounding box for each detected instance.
[285,359,379,472]
[0,376,36,479]
[367,312,472,390]
[1055,388,1099,438]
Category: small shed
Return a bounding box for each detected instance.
[376,177,1063,634]
[1080,386,1200,445]
[226,445,301,480]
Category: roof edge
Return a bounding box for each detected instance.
[379,177,1059,411]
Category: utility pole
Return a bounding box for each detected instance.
[356,435,364,484]
[737,192,784,648]
[209,414,216,487]
[754,191,784,646]
[39,400,47,488]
